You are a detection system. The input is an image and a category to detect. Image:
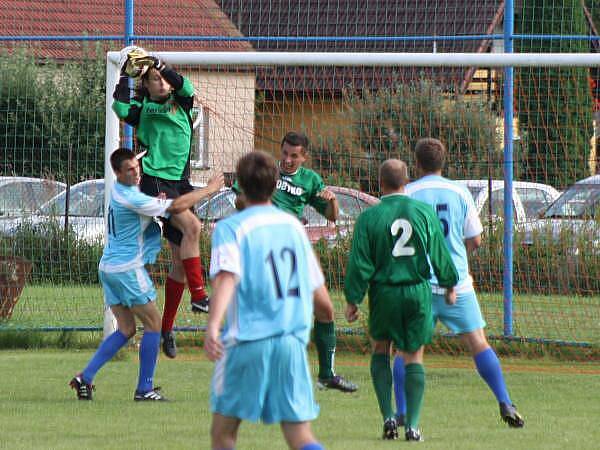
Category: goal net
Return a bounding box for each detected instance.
[104,50,600,355]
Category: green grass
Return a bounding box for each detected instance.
[2,285,599,347]
[0,349,599,449]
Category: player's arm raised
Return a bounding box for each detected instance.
[167,173,224,214]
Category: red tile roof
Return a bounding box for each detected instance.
[218,0,504,91]
[0,0,252,59]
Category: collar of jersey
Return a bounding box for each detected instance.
[380,192,408,200]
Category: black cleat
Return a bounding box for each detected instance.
[382,418,398,440]
[405,427,424,442]
[500,402,524,428]
[69,374,94,400]
[316,375,358,393]
[191,296,210,313]
[134,387,168,401]
[161,331,177,359]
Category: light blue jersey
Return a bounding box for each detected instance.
[406,175,483,294]
[99,182,172,273]
[209,204,325,346]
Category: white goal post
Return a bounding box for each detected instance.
[103,51,600,336]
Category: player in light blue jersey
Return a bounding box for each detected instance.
[392,138,524,428]
[205,151,328,450]
[70,148,223,401]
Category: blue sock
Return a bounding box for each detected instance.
[393,355,406,417]
[300,443,324,450]
[474,347,511,404]
[137,331,160,393]
[82,330,128,383]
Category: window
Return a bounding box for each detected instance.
[196,191,236,221]
[516,187,552,218]
[481,189,517,222]
[191,106,209,169]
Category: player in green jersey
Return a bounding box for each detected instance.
[344,159,458,441]
[113,50,223,360]
[234,132,357,393]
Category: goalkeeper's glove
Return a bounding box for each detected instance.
[119,46,155,78]
[150,56,165,72]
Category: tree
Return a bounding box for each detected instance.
[516,0,594,188]
[0,46,106,183]
[337,79,502,193]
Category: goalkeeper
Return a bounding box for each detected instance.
[112,47,220,359]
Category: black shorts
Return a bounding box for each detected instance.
[139,174,194,246]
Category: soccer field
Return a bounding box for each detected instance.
[1,349,599,449]
[4,285,599,346]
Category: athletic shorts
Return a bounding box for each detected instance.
[139,174,194,246]
[432,290,486,334]
[211,334,319,424]
[99,267,156,308]
[368,281,433,353]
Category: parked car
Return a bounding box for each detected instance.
[0,177,66,218]
[0,179,105,243]
[195,186,379,244]
[456,179,560,224]
[519,175,600,253]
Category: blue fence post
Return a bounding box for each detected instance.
[123,0,134,150]
[502,0,515,336]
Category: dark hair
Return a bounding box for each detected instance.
[135,67,162,99]
[281,131,309,151]
[110,148,136,172]
[414,138,446,172]
[379,159,409,190]
[237,151,278,203]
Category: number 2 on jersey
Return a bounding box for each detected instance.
[266,248,300,299]
[390,219,415,257]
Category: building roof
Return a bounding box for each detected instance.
[218,0,505,92]
[0,0,252,59]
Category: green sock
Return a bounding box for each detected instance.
[370,353,394,421]
[405,363,426,429]
[314,320,336,379]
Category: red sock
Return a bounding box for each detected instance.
[182,256,207,302]
[161,277,185,333]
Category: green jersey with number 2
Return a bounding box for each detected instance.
[344,193,458,304]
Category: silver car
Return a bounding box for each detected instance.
[0,179,105,244]
[0,177,66,218]
[520,175,600,253]
[456,179,560,224]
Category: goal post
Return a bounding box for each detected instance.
[104,51,600,346]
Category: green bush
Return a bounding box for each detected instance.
[0,45,106,182]
[0,221,103,284]
[312,225,600,296]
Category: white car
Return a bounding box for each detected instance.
[520,175,600,253]
[456,179,561,224]
[0,177,66,218]
[0,179,105,244]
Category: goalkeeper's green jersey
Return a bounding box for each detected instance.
[233,166,329,219]
[344,193,458,305]
[112,75,194,181]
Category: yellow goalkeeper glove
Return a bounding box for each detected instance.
[119,46,158,78]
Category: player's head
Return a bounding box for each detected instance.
[414,137,446,173]
[237,151,278,204]
[379,159,409,193]
[138,68,172,102]
[280,131,309,174]
[110,148,140,186]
